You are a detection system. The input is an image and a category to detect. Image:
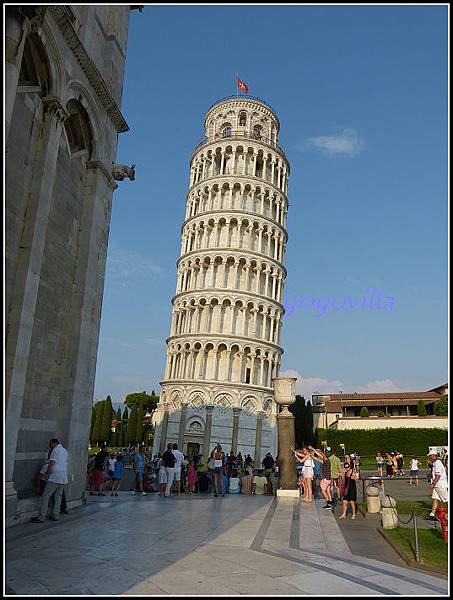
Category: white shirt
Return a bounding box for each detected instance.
[172,449,185,469]
[107,458,117,471]
[303,458,314,469]
[410,459,419,470]
[48,444,68,484]
[432,459,448,485]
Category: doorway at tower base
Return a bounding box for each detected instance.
[152,384,278,462]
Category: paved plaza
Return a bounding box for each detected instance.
[5,493,448,596]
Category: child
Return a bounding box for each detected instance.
[111,454,123,496]
[187,459,197,494]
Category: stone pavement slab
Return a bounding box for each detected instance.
[5,491,449,596]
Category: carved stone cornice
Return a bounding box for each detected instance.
[86,160,118,190]
[42,96,69,125]
[48,5,129,133]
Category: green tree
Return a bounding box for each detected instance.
[101,396,113,443]
[126,404,138,445]
[136,403,144,443]
[417,400,427,417]
[90,402,100,441]
[289,395,306,447]
[125,391,158,413]
[122,407,129,421]
[91,400,104,445]
[360,407,370,417]
[115,407,122,421]
[305,401,315,445]
[434,395,448,416]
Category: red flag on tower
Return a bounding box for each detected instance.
[237,76,249,94]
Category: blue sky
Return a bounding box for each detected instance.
[94,5,448,407]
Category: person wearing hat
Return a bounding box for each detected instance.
[426,451,448,521]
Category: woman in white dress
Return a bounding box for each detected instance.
[292,446,314,502]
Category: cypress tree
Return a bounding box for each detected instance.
[126,404,138,445]
[91,400,104,445]
[360,407,370,417]
[434,396,448,416]
[136,403,144,443]
[101,396,113,443]
[289,395,306,447]
[305,400,315,444]
[90,403,98,441]
[417,400,427,417]
[122,407,129,421]
[116,407,122,421]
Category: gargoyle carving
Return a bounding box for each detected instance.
[112,163,136,181]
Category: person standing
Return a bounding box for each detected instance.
[329,450,342,503]
[338,460,357,519]
[396,451,405,476]
[131,445,147,496]
[292,447,314,502]
[187,459,197,493]
[172,443,185,495]
[409,455,421,485]
[427,450,448,521]
[162,443,176,497]
[31,439,68,522]
[310,446,333,509]
[110,454,124,496]
[211,444,225,497]
[262,452,275,477]
[90,446,109,496]
[376,452,384,477]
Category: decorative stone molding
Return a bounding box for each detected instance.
[48,5,129,133]
[86,160,118,190]
[42,96,69,125]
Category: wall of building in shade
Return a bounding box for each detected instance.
[5,5,133,524]
[153,96,291,461]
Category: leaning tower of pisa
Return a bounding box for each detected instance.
[152,95,290,463]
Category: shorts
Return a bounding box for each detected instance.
[174,467,181,481]
[112,476,121,482]
[331,477,340,486]
[93,470,106,485]
[376,463,383,469]
[320,478,332,492]
[410,470,419,477]
[107,470,114,478]
[135,471,144,482]
[302,467,314,479]
[432,485,448,503]
[214,467,223,474]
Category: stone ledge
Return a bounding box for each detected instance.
[276,489,300,498]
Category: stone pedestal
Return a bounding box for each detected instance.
[273,377,298,493]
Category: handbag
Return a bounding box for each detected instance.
[351,470,360,481]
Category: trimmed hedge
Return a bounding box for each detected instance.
[315,427,447,456]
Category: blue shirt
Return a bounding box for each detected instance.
[314,460,322,478]
[113,461,124,479]
[134,453,145,472]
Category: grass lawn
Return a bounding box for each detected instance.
[361,499,448,517]
[385,526,448,570]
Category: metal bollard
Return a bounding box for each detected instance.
[413,512,420,562]
[438,507,448,544]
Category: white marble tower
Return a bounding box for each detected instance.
[152,95,290,462]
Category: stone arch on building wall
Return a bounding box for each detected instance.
[185,415,205,433]
[64,81,103,160]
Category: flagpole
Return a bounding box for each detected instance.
[236,72,238,98]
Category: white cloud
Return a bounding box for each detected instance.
[106,242,164,285]
[308,128,364,157]
[279,369,400,400]
[100,337,134,348]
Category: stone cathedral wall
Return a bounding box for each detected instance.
[5,5,133,524]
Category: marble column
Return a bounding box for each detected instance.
[254,411,265,467]
[203,405,214,456]
[178,402,188,450]
[231,407,241,454]
[5,98,68,514]
[273,377,298,494]
[159,409,170,454]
